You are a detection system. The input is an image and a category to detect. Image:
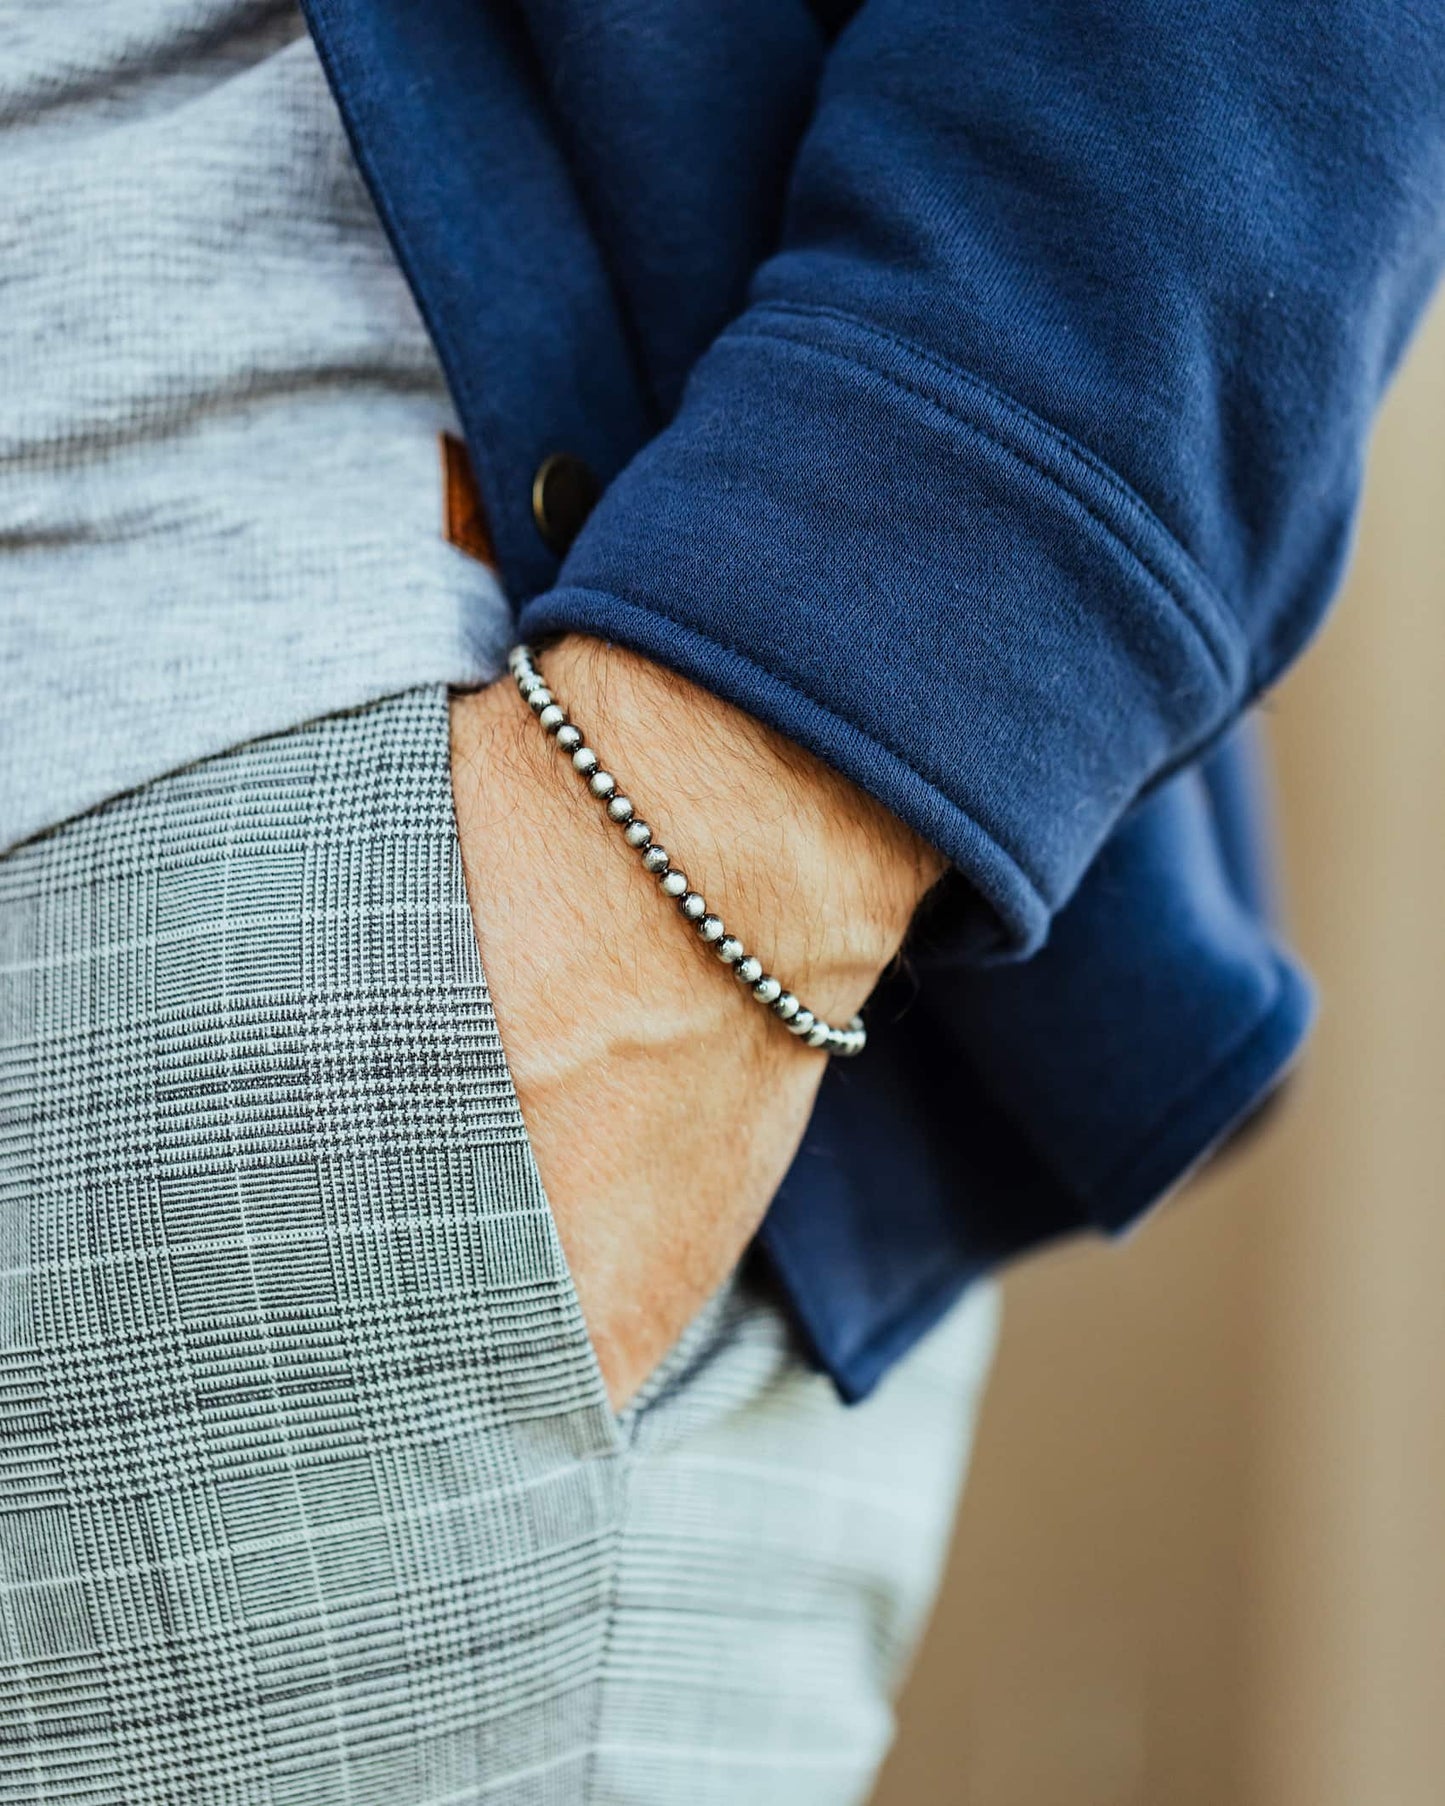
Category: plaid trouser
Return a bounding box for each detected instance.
[0,688,996,1804]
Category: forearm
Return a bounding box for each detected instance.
[449,634,944,1402]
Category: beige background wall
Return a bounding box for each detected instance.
[874,293,1445,1806]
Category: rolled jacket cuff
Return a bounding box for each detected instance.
[520,303,1249,958]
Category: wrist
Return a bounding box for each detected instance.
[531,635,945,1016]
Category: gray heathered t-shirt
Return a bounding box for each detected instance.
[0,3,512,851]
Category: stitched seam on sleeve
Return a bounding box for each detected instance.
[725,303,1240,690]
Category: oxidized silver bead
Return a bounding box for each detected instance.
[504,642,850,1065]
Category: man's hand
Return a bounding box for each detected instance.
[449,637,944,1406]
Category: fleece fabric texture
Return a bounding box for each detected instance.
[297,0,1443,1398]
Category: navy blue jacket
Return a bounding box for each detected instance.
[301,0,1445,1397]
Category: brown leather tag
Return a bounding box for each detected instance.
[440,431,496,568]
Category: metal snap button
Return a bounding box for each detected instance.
[531,453,600,556]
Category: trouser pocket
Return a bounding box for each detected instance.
[0,685,630,1798]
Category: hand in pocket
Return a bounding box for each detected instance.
[449,638,943,1406]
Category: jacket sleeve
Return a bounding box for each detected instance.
[518,0,1445,959]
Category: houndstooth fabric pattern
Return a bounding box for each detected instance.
[0,687,997,1804]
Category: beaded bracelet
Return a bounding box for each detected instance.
[507,644,866,1057]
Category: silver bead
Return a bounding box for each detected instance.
[716,937,744,965]
[518,670,544,697]
[679,892,707,920]
[588,771,616,798]
[538,703,566,732]
[805,1020,831,1049]
[607,795,633,822]
[660,870,688,898]
[507,645,531,673]
[556,724,582,752]
[623,819,650,847]
[697,915,725,942]
[526,686,553,712]
[642,845,669,873]
[753,975,782,1005]
[571,747,598,775]
[787,1009,815,1037]
[734,955,763,985]
[772,992,800,1021]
